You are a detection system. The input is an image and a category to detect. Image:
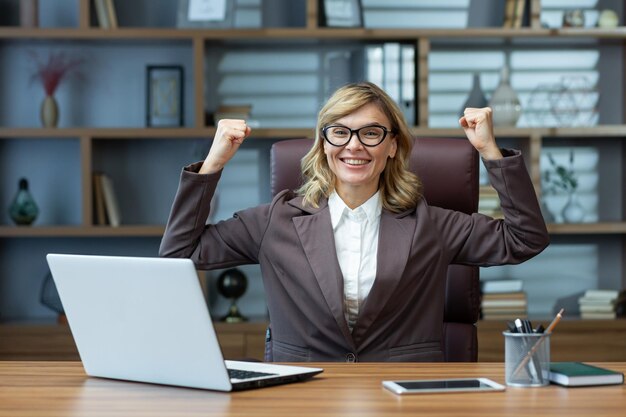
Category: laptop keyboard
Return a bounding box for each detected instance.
[228,368,278,381]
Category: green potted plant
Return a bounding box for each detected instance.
[543,150,585,223]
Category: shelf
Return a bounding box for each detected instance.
[547,222,626,235]
[0,127,211,138]
[2,27,626,41]
[0,127,313,139]
[1,126,625,140]
[0,225,165,238]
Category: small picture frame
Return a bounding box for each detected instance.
[146,65,184,127]
[177,0,235,28]
[321,0,364,28]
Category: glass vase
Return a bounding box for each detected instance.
[561,191,585,223]
[489,65,522,127]
[9,178,39,226]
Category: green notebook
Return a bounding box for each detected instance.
[549,362,624,387]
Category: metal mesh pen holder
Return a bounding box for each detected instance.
[503,331,551,387]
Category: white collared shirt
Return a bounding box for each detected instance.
[328,191,382,333]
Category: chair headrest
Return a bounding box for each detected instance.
[270,137,478,214]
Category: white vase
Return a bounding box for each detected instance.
[489,65,522,127]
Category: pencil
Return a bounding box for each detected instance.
[511,308,565,380]
[546,308,564,333]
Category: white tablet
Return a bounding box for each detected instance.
[382,378,506,395]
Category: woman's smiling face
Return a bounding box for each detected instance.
[323,103,397,201]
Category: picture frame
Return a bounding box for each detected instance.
[321,0,364,28]
[146,65,184,127]
[176,0,235,28]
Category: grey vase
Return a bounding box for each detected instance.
[9,178,39,226]
[460,73,488,116]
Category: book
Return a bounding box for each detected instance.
[512,0,526,29]
[549,362,624,387]
[502,0,516,28]
[580,304,616,313]
[93,0,110,29]
[215,104,251,120]
[482,292,527,300]
[481,280,523,294]
[481,305,526,314]
[580,312,616,319]
[104,0,118,29]
[482,312,527,320]
[583,289,624,300]
[99,174,121,227]
[478,185,502,218]
[579,297,620,306]
[92,173,107,225]
[481,299,527,308]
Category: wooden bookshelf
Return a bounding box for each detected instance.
[0,0,625,326]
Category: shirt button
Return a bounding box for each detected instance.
[346,353,356,362]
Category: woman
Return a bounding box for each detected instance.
[160,82,549,362]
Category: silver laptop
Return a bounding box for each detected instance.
[46,254,323,391]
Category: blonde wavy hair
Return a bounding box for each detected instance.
[298,82,421,213]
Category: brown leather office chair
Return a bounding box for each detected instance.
[268,137,480,362]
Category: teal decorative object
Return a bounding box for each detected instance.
[460,73,488,116]
[9,178,39,225]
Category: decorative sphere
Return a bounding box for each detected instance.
[217,268,248,299]
[598,10,619,28]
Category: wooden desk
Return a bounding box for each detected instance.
[0,361,624,416]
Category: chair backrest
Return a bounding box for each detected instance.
[269,137,480,362]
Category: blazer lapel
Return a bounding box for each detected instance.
[290,198,355,349]
[351,209,414,345]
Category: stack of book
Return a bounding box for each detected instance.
[478,185,503,219]
[480,279,527,320]
[578,289,626,319]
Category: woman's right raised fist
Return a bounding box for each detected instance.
[199,119,252,174]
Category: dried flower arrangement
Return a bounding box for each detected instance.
[29,51,83,96]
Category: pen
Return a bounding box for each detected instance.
[511,308,565,379]
[514,319,541,382]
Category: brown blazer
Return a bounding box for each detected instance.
[159,150,549,362]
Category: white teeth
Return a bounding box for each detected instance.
[343,159,369,165]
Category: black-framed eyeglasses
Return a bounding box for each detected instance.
[322,124,395,147]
